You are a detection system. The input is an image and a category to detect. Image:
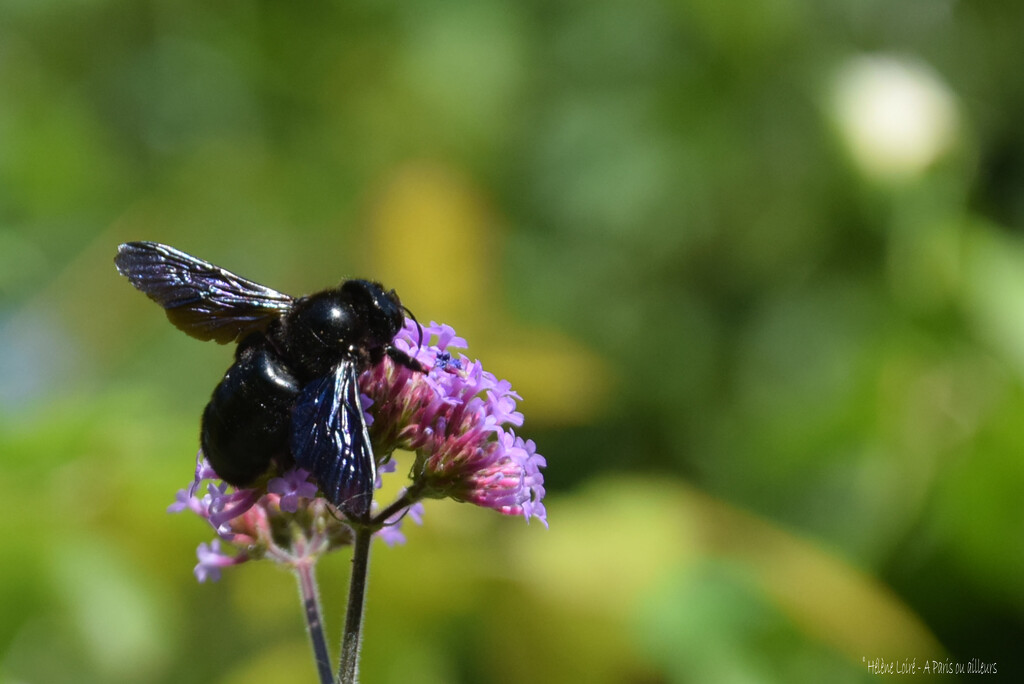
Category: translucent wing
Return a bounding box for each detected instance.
[115,241,294,344]
[291,359,376,520]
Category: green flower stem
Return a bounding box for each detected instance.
[295,560,334,684]
[338,525,373,684]
[371,485,423,527]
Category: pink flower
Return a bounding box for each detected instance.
[363,320,547,525]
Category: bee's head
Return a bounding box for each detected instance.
[339,279,405,348]
[283,279,408,377]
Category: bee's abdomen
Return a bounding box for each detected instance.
[201,342,300,487]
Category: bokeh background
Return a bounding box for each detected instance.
[2,0,1023,682]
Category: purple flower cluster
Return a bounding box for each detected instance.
[171,453,425,581]
[170,319,546,581]
[363,320,547,524]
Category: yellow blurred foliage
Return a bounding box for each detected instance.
[368,162,612,425]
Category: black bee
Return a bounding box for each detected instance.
[115,241,424,521]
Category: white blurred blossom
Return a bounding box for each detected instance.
[832,55,958,180]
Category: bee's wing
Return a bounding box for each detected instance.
[290,359,376,521]
[115,241,294,344]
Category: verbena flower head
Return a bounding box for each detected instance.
[170,319,546,581]
[363,320,547,524]
[171,456,359,581]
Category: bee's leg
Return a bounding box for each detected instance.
[386,346,426,373]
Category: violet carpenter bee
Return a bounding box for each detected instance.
[115,241,424,521]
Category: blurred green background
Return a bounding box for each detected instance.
[2,0,1023,682]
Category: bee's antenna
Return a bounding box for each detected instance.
[403,306,424,352]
